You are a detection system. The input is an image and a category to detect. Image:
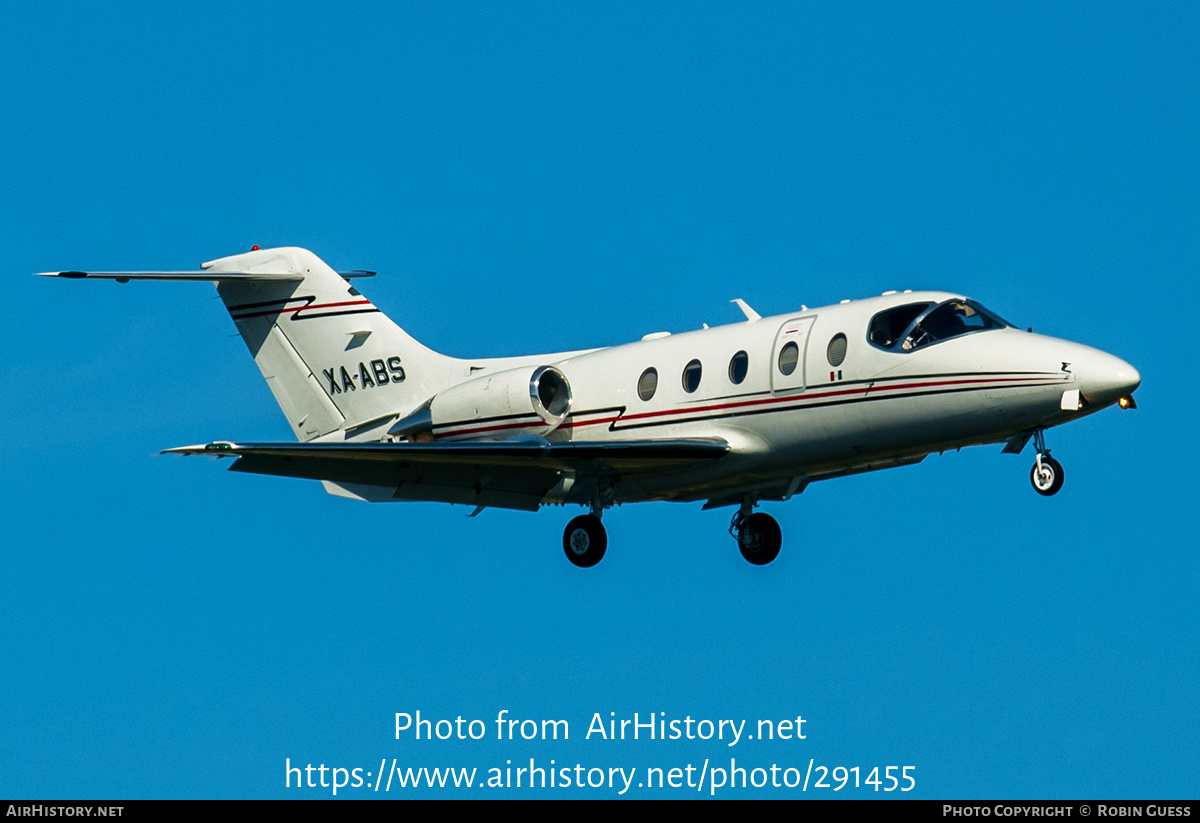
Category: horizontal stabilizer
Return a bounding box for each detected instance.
[37,270,304,282]
[38,268,373,282]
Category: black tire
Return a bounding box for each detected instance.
[563,514,607,568]
[1030,455,1065,496]
[738,512,782,566]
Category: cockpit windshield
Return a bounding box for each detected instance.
[868,300,1008,352]
[868,302,932,349]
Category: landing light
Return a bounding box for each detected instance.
[1118,395,1137,409]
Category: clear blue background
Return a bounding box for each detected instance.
[2,1,1195,799]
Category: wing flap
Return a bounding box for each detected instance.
[226,452,556,511]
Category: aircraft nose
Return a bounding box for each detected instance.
[1073,348,1141,409]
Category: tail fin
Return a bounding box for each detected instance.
[41,246,456,441]
[206,247,455,440]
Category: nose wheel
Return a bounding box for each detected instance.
[563,514,607,567]
[1031,454,1064,496]
[1029,430,1065,496]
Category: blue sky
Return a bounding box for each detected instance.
[2,2,1196,798]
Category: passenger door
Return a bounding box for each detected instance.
[770,317,815,394]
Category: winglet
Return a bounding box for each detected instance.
[731,298,761,322]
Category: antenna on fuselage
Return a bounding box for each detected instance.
[731,298,760,322]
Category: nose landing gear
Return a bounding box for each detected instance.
[1029,429,1065,496]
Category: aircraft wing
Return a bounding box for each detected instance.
[164,437,730,511]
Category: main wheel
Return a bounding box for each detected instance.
[737,512,782,566]
[1030,455,1065,496]
[563,514,607,568]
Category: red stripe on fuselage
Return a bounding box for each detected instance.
[432,374,1062,439]
[616,374,1055,424]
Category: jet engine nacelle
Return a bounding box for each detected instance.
[390,365,573,440]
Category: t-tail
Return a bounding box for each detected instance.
[41,247,457,440]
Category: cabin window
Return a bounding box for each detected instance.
[682,359,702,393]
[826,334,847,367]
[777,342,799,376]
[637,368,658,401]
[728,351,749,384]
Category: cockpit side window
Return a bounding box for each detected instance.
[868,303,932,350]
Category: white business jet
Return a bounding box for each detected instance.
[42,246,1140,567]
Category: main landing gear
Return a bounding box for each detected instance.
[561,495,784,568]
[563,513,607,568]
[730,499,782,566]
[1029,429,1065,496]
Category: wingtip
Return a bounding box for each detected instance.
[161,441,240,456]
[160,444,202,456]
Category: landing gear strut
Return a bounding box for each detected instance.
[563,513,607,568]
[730,499,782,566]
[1030,429,1065,496]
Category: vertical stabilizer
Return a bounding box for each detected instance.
[208,247,455,440]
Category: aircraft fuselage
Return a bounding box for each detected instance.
[419,290,1138,509]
